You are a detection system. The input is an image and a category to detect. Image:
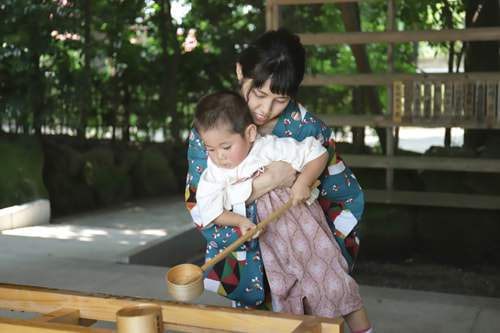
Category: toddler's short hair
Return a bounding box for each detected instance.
[194,90,254,136]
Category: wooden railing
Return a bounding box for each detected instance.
[267,0,500,210]
[0,283,344,333]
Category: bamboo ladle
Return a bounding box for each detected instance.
[166,180,321,301]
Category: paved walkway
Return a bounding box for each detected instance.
[1,196,499,332]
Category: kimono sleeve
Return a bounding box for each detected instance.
[197,171,226,228]
[265,135,327,172]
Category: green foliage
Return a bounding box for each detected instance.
[0,135,48,208]
[133,146,177,196]
[42,140,96,215]
[83,147,132,205]
[0,0,471,140]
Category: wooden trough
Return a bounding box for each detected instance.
[0,283,344,332]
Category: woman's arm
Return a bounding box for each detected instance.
[245,161,298,204]
[291,151,328,206]
[185,129,209,228]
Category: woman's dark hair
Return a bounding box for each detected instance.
[193,90,254,137]
[239,28,305,100]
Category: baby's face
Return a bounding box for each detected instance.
[201,127,254,169]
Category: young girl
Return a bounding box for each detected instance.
[194,90,365,324]
[194,91,328,231]
[186,29,371,332]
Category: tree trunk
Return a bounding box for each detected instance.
[79,0,92,141]
[443,0,454,148]
[29,17,43,136]
[338,2,386,153]
[122,85,131,142]
[158,0,181,143]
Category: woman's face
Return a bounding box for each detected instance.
[240,78,291,131]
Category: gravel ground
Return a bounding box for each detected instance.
[351,258,500,299]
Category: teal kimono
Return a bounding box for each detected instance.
[185,101,364,309]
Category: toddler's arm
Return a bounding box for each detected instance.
[212,210,262,239]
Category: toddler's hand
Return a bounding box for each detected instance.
[238,218,262,239]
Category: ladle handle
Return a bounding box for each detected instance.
[199,179,321,272]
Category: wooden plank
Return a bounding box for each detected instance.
[319,114,500,129]
[297,27,500,46]
[453,81,464,120]
[443,82,453,120]
[475,81,486,121]
[486,81,497,121]
[464,82,475,120]
[423,82,432,119]
[364,190,500,210]
[393,81,403,123]
[433,81,443,119]
[497,82,500,124]
[30,308,80,325]
[0,284,344,333]
[403,81,413,122]
[30,308,97,327]
[341,154,500,173]
[0,317,113,333]
[412,81,422,120]
[301,72,500,87]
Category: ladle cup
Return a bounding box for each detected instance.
[166,180,321,301]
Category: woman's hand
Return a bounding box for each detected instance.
[246,161,297,203]
[265,161,297,188]
[290,180,311,206]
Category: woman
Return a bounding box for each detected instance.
[185,29,371,332]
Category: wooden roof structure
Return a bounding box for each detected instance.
[266,0,500,210]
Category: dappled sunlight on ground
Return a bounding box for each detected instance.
[1,225,167,245]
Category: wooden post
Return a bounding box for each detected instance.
[464,81,475,120]
[443,82,453,119]
[386,0,395,192]
[403,80,413,122]
[475,81,485,121]
[433,81,443,119]
[423,82,432,119]
[412,81,422,119]
[497,81,500,124]
[393,81,403,123]
[453,81,464,120]
[486,81,497,122]
[266,0,279,30]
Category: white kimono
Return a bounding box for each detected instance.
[197,135,326,228]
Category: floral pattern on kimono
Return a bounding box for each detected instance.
[271,101,364,273]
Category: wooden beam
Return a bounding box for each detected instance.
[364,190,500,210]
[297,27,500,45]
[319,114,500,129]
[302,73,500,86]
[30,308,81,325]
[342,154,500,173]
[30,308,97,327]
[0,284,344,333]
[0,317,113,333]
